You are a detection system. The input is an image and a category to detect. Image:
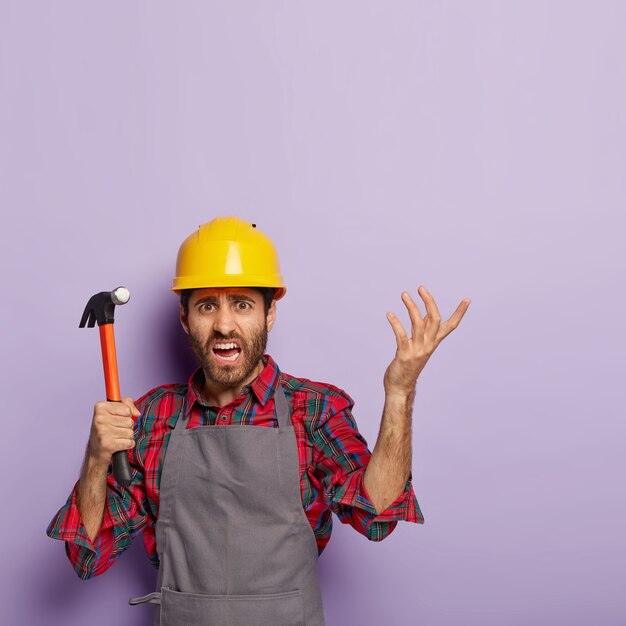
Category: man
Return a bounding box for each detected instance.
[47,217,470,626]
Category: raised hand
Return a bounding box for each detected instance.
[384,285,470,394]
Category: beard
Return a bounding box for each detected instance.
[187,322,268,388]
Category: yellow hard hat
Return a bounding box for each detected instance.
[172,217,286,300]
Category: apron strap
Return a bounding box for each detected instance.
[171,392,188,435]
[273,383,292,429]
[128,591,161,605]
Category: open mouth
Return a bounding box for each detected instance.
[212,341,242,363]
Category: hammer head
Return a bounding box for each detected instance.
[79,287,131,328]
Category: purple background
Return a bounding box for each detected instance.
[2,1,625,625]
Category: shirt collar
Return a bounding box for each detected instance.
[185,353,282,414]
[249,353,282,406]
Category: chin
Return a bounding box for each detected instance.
[206,363,251,387]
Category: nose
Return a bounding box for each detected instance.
[212,305,237,337]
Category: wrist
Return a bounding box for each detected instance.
[83,448,111,477]
[384,384,416,401]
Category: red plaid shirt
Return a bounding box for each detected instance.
[47,354,424,579]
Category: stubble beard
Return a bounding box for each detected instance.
[187,322,269,388]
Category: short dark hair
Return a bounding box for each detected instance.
[180,287,276,316]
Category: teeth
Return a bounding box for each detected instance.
[214,342,238,350]
[216,352,239,361]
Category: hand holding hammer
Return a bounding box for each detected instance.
[80,287,135,487]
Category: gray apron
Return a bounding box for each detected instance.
[129,383,326,626]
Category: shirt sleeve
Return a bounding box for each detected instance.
[311,389,424,542]
[46,405,151,580]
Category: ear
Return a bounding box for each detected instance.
[179,303,190,335]
[266,299,277,332]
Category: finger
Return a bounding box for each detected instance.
[108,425,135,438]
[96,401,135,418]
[418,285,442,321]
[106,415,136,428]
[386,311,410,352]
[106,438,135,453]
[110,437,135,451]
[92,433,135,456]
[111,428,135,442]
[121,397,141,417]
[418,285,442,341]
[438,298,471,341]
[401,291,425,341]
[94,411,135,429]
[95,417,135,436]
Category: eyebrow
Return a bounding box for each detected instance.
[194,294,256,306]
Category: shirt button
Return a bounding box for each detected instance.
[220,415,228,421]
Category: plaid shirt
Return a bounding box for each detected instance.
[47,354,424,580]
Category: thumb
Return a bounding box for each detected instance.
[121,396,141,418]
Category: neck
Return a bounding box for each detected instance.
[201,359,265,407]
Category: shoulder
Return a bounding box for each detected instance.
[135,383,187,412]
[133,383,187,433]
[279,370,355,421]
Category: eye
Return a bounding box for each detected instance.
[198,303,215,312]
[236,301,252,310]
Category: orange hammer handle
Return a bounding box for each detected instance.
[97,323,132,487]
[99,324,121,401]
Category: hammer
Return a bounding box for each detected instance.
[79,287,133,487]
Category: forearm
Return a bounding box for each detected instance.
[363,388,414,514]
[76,451,110,544]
